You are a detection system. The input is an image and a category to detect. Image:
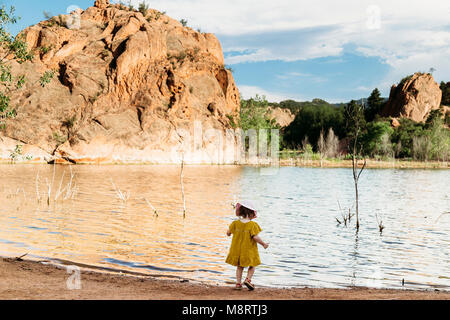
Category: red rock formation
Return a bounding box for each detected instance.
[382,73,442,122]
[266,107,295,128]
[0,2,240,164]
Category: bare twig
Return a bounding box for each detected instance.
[435,212,450,223]
[357,159,367,181]
[111,179,130,203]
[15,253,28,261]
[54,170,66,201]
[376,213,385,234]
[45,178,51,206]
[35,170,41,202]
[144,198,158,217]
[336,200,354,227]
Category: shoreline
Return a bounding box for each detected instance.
[1,257,449,300]
[0,159,448,169]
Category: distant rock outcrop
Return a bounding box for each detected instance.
[382,73,442,122]
[266,107,295,128]
[0,1,240,164]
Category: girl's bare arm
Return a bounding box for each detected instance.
[253,235,269,249]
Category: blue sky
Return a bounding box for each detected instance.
[2,0,449,103]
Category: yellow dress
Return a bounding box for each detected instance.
[226,220,262,267]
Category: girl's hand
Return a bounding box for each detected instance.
[263,243,269,250]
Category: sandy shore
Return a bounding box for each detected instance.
[1,258,449,300]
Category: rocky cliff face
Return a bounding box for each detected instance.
[0,0,240,164]
[382,73,442,122]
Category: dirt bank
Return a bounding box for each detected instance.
[1,258,448,300]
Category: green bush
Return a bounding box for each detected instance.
[391,118,425,158]
[138,2,149,16]
[362,121,394,158]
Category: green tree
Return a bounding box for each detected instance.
[238,95,277,131]
[237,95,279,154]
[365,88,385,122]
[0,6,34,128]
[273,98,334,115]
[440,81,450,106]
[1,6,54,129]
[283,104,345,150]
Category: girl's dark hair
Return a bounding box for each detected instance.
[238,205,256,219]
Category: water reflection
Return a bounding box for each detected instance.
[0,165,449,290]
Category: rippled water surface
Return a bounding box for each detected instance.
[0,165,449,290]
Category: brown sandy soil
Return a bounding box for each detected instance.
[1,258,449,300]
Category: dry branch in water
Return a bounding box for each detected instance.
[336,200,355,227]
[111,179,130,203]
[144,198,158,217]
[376,213,385,234]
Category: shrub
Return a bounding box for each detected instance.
[138,2,149,16]
[39,70,55,87]
[40,46,52,55]
[391,118,425,158]
[362,121,394,158]
[53,132,67,146]
[412,136,432,161]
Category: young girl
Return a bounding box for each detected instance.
[226,201,269,291]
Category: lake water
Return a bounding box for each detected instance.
[0,165,449,290]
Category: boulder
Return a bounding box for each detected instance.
[266,107,295,128]
[382,73,442,122]
[391,118,400,128]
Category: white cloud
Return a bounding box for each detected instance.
[276,72,328,83]
[238,85,305,103]
[122,0,450,92]
[123,0,449,36]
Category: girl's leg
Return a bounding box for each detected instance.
[236,266,244,284]
[246,266,256,281]
[244,267,256,290]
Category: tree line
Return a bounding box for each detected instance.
[238,85,450,162]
